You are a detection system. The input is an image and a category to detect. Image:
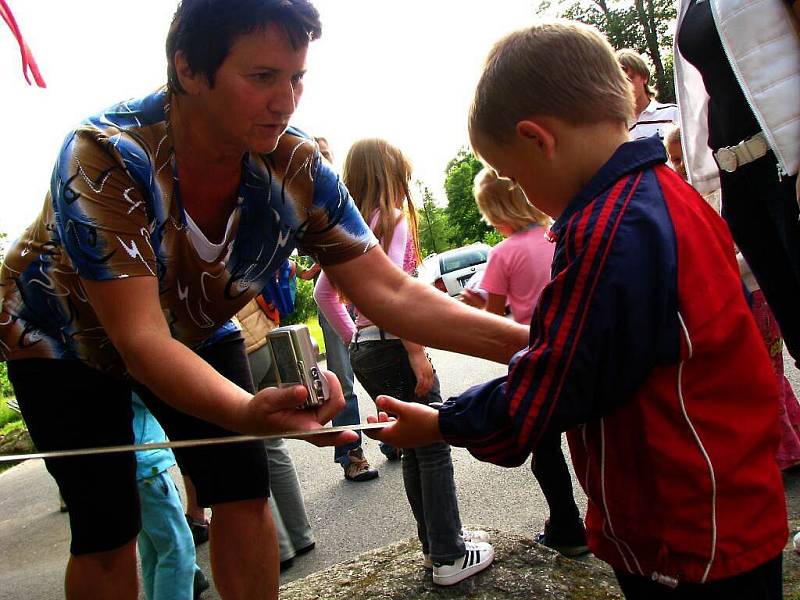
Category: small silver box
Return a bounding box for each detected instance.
[266,324,329,408]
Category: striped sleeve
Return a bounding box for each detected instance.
[438,172,679,466]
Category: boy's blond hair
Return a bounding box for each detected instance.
[664,124,681,146]
[469,20,633,144]
[616,48,657,99]
[474,168,551,231]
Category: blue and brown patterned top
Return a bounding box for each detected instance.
[0,89,376,377]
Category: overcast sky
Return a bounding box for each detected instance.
[0,0,541,241]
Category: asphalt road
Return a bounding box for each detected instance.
[1,347,798,599]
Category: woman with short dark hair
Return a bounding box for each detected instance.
[0,1,528,597]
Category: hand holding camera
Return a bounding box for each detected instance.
[244,368,357,447]
[266,324,330,409]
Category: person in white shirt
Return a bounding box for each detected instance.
[617,48,678,140]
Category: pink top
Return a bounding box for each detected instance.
[315,208,414,342]
[480,224,555,325]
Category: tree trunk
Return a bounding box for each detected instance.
[593,0,621,44]
[635,0,666,97]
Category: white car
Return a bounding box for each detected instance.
[420,243,490,297]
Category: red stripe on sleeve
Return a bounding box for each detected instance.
[510,177,633,447]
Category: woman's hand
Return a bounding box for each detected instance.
[244,370,358,447]
[365,395,443,447]
[407,347,434,397]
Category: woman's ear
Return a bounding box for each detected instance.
[174,50,205,95]
[516,119,556,160]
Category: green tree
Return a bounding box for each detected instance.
[443,148,491,247]
[482,229,504,246]
[0,232,11,398]
[542,0,677,103]
[415,182,453,257]
[280,277,317,326]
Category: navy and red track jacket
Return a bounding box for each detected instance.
[439,137,787,584]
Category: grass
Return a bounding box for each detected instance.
[0,418,24,437]
[0,399,22,431]
[305,315,325,355]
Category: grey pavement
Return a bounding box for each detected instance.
[1,348,799,599]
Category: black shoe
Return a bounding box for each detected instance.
[535,518,590,557]
[280,556,294,572]
[381,446,402,462]
[193,569,210,599]
[295,541,316,556]
[186,514,210,546]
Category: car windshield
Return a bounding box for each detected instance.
[440,248,488,274]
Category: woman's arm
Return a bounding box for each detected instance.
[81,276,356,446]
[324,248,529,364]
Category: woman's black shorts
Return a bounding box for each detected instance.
[7,333,270,555]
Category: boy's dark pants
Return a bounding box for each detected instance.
[614,554,782,599]
[530,432,582,528]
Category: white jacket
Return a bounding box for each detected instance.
[674,0,800,195]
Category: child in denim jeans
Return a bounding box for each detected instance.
[315,138,494,586]
[132,394,208,599]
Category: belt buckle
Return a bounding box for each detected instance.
[715,146,738,173]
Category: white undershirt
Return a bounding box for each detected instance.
[183,208,239,263]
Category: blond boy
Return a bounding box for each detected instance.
[369,21,787,599]
[617,48,679,141]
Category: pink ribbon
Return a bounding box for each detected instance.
[0,0,46,87]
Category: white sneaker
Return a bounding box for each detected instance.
[794,531,800,555]
[432,541,494,586]
[423,529,490,568]
[463,528,490,543]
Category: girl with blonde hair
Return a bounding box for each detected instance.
[462,168,589,557]
[315,138,494,586]
[462,168,553,326]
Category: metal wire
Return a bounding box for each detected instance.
[0,422,390,463]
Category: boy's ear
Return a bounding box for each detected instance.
[515,119,556,160]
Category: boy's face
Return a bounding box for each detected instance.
[666,139,687,181]
[471,131,546,216]
[620,64,648,104]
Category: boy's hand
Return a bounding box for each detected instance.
[365,395,443,447]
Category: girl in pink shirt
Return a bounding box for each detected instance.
[463,168,589,557]
[461,169,554,323]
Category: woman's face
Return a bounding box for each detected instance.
[194,22,308,154]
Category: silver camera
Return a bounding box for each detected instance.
[266,324,329,408]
